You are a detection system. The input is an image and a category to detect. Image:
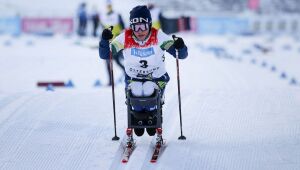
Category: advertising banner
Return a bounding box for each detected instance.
[0,17,21,35]
[248,0,260,11]
[197,17,249,35]
[22,18,73,35]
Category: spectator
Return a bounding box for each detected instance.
[101,3,125,85]
[77,2,88,36]
[91,6,100,37]
[101,3,125,38]
[147,3,163,30]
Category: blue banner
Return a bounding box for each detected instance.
[197,17,249,35]
[0,16,21,35]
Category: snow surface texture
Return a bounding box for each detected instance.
[0,33,300,170]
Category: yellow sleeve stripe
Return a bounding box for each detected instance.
[111,41,124,55]
[160,40,174,50]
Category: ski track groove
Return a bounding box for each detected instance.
[26,122,63,170]
[0,94,66,169]
[108,135,127,170]
[16,121,76,170]
[178,91,209,170]
[70,131,97,170]
[0,94,22,111]
[140,137,162,170]
[180,90,300,170]
[144,89,179,169]
[125,136,155,170]
[0,94,41,162]
[181,91,244,170]
[0,93,108,170]
[0,94,38,129]
[144,89,191,170]
[108,88,183,170]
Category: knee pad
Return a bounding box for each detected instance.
[142,81,158,96]
[129,81,143,97]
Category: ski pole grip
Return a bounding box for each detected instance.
[172,35,177,41]
[172,35,179,56]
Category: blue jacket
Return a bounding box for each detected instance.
[99,30,188,88]
[99,38,188,60]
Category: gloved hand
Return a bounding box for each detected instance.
[101,28,113,40]
[173,37,185,49]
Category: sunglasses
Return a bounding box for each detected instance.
[131,23,149,32]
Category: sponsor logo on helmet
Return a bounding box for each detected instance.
[130,17,149,24]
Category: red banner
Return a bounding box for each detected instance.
[248,0,260,10]
[22,18,73,34]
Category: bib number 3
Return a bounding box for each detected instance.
[139,60,148,68]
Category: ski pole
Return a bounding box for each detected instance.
[172,35,186,140]
[108,26,119,141]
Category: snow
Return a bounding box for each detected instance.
[1,0,300,169]
[1,31,300,170]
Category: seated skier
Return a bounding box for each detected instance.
[99,5,188,139]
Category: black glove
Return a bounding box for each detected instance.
[173,37,185,49]
[101,28,113,40]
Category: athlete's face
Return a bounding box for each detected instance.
[131,23,150,41]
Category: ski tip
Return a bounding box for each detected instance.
[122,159,128,163]
[150,159,157,163]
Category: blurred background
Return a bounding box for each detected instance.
[0,0,300,92]
[1,0,300,36]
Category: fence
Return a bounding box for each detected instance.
[249,15,300,34]
[193,14,300,35]
[1,15,299,36]
[197,16,249,35]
